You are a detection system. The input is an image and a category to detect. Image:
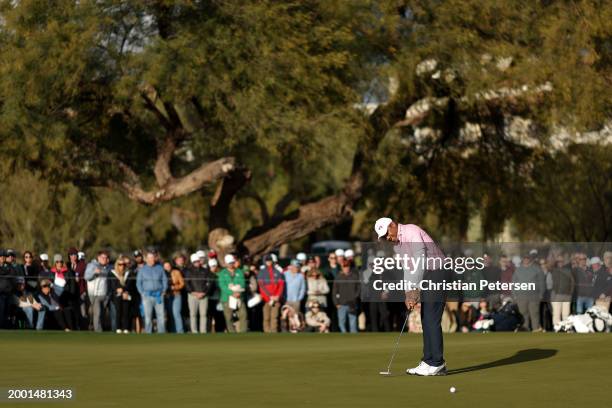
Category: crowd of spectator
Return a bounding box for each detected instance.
[0,246,610,334]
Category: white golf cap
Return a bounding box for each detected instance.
[196,250,206,258]
[190,253,200,263]
[374,217,393,239]
[224,254,236,264]
[271,253,278,263]
[334,248,345,257]
[296,252,307,262]
[345,249,354,258]
[77,251,85,260]
[208,258,218,268]
[590,256,602,265]
[40,253,49,261]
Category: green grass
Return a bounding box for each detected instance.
[0,331,609,407]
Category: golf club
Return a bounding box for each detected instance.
[379,311,410,376]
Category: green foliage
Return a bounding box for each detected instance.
[513,144,612,241]
[0,0,609,247]
[0,170,208,255]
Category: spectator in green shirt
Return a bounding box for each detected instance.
[218,254,247,333]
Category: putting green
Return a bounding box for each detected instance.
[0,332,608,407]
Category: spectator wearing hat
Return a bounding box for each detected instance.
[39,253,51,275]
[573,252,594,313]
[218,254,247,333]
[137,250,168,334]
[37,279,70,331]
[335,249,346,266]
[67,248,87,329]
[258,254,285,333]
[108,255,135,333]
[333,260,360,333]
[129,250,145,333]
[85,251,112,332]
[6,249,23,280]
[169,267,185,333]
[305,300,330,333]
[12,277,42,329]
[184,254,211,333]
[285,260,306,313]
[0,249,17,329]
[206,258,226,333]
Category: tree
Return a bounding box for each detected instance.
[1,0,610,255]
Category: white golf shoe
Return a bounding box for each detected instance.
[406,361,428,375]
[407,361,447,376]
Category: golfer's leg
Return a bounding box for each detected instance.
[420,303,431,363]
[421,301,445,366]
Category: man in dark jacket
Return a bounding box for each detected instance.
[184,253,211,333]
[0,249,17,328]
[332,260,360,333]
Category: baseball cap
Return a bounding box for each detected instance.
[53,254,63,263]
[40,253,49,261]
[334,248,345,257]
[196,250,206,259]
[345,249,355,258]
[224,254,236,265]
[374,217,393,239]
[590,256,602,265]
[290,259,301,267]
[133,250,142,257]
[6,249,16,257]
[77,251,85,260]
[208,258,218,268]
[190,253,200,263]
[208,250,217,259]
[296,252,307,262]
[0,249,6,257]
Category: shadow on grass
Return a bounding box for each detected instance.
[447,348,558,375]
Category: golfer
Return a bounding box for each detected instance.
[374,217,447,376]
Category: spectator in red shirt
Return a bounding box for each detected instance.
[258,254,285,333]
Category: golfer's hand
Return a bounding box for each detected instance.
[405,300,416,311]
[405,290,420,311]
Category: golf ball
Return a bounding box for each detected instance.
[450,387,456,393]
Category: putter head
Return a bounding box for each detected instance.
[379,370,392,376]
